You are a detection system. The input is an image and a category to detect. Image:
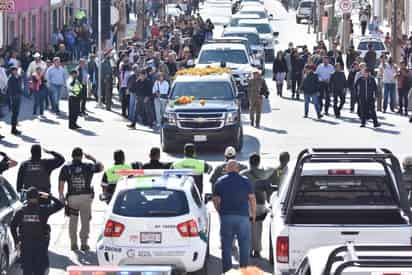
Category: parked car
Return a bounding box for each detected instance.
[0,176,22,274]
[296,0,314,24]
[357,36,388,60]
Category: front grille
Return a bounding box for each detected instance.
[179,121,223,129]
[176,112,225,130]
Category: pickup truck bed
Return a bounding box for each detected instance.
[291,209,409,225]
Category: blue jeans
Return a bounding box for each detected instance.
[304,94,321,116]
[220,215,251,273]
[383,83,396,112]
[33,88,45,115]
[49,84,63,113]
[128,93,136,121]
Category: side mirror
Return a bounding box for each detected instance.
[204,193,213,203]
[99,193,110,202]
[273,31,279,37]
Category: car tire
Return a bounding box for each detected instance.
[296,18,300,24]
[0,249,9,275]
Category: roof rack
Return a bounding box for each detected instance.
[323,244,412,275]
[283,148,412,222]
[333,260,412,275]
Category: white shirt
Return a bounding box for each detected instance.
[315,63,335,82]
[152,80,170,96]
[0,67,7,90]
[27,60,47,77]
[381,63,396,84]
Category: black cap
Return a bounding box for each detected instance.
[26,187,39,200]
[72,147,83,158]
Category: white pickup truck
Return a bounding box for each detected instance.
[269,148,412,275]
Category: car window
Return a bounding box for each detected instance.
[300,2,313,8]
[294,176,395,205]
[1,181,18,203]
[224,33,260,45]
[113,188,189,217]
[239,11,266,18]
[358,41,385,51]
[239,23,271,33]
[171,81,234,100]
[198,49,249,64]
[191,185,202,208]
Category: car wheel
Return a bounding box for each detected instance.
[0,250,9,275]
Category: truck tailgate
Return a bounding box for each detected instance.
[288,225,412,268]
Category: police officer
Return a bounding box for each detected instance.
[402,156,412,203]
[67,69,82,130]
[11,187,64,275]
[101,150,142,201]
[247,69,265,128]
[58,148,104,251]
[142,147,173,169]
[7,65,23,135]
[172,143,212,195]
[16,144,65,194]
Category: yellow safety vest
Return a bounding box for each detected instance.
[105,164,132,184]
[172,158,204,175]
[71,80,82,97]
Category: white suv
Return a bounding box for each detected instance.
[97,169,210,275]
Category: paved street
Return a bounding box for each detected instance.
[1,0,412,274]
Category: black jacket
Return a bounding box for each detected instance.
[327,50,344,67]
[347,68,359,90]
[355,76,378,118]
[7,75,23,97]
[302,72,319,95]
[330,71,347,92]
[291,55,305,77]
[142,160,173,169]
[272,58,288,77]
[133,78,153,98]
[364,50,377,70]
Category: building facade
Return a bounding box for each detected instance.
[5,0,50,50]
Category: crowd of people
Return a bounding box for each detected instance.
[272,39,412,127]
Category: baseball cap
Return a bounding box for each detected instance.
[33,52,41,58]
[224,146,237,158]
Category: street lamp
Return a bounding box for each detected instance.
[97,0,103,106]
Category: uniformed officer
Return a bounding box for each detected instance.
[16,144,65,194]
[402,156,412,203]
[172,143,212,195]
[67,69,82,130]
[101,150,142,202]
[11,187,64,275]
[247,69,265,128]
[58,148,104,251]
[7,65,23,135]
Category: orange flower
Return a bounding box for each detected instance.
[199,99,206,106]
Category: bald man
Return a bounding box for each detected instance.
[213,159,256,273]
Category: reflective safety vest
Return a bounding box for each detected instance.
[105,164,132,184]
[70,80,82,97]
[172,158,204,175]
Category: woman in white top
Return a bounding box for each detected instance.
[152,73,170,127]
[380,57,397,113]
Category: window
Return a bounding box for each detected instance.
[191,185,202,208]
[171,81,234,100]
[239,23,271,34]
[358,41,385,51]
[294,176,395,206]
[113,188,189,217]
[224,33,260,45]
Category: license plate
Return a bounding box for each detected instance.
[194,135,207,142]
[140,232,162,244]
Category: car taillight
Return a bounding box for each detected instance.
[328,169,354,176]
[177,219,199,237]
[104,220,125,237]
[276,236,289,263]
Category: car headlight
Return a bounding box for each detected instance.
[226,111,239,125]
[163,112,176,125]
[243,72,251,79]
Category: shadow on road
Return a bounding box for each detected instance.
[74,250,98,265]
[0,139,19,148]
[49,250,77,270]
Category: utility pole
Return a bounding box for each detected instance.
[97,0,102,106]
[327,0,336,48]
[392,0,404,65]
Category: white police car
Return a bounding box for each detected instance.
[97,170,210,275]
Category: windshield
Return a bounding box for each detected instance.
[300,2,313,8]
[113,188,189,217]
[171,81,234,100]
[239,11,266,18]
[294,176,396,206]
[358,41,385,51]
[239,23,271,33]
[224,33,260,45]
[198,49,249,64]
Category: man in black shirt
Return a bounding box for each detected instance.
[0,152,18,174]
[17,144,65,194]
[11,187,64,275]
[58,147,104,251]
[7,66,23,135]
[142,147,172,169]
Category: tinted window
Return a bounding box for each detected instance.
[300,2,313,8]
[171,81,234,100]
[294,176,395,205]
[224,33,260,45]
[239,11,266,18]
[113,188,189,217]
[198,49,249,64]
[358,41,385,51]
[239,23,271,33]
[191,185,202,208]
